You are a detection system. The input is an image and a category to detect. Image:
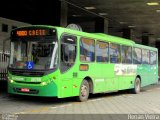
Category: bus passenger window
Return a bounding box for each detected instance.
[60,35,77,73]
[121,45,132,64]
[150,51,157,65]
[133,47,142,64]
[80,38,95,62]
[96,41,109,62]
[142,49,149,64]
[109,43,121,63]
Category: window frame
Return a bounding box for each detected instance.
[80,37,95,63]
[60,33,77,73]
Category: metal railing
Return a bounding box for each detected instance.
[0,51,10,80]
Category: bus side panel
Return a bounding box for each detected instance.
[149,65,158,84]
[58,73,85,98]
[72,78,83,96]
[78,63,106,93]
[93,63,106,93]
[103,64,119,92]
[141,65,150,87]
[112,64,137,90]
[137,64,158,87]
[118,76,135,90]
[58,65,79,98]
[139,65,154,87]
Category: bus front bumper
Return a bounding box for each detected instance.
[8,81,58,97]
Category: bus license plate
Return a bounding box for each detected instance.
[21,88,30,92]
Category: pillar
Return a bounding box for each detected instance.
[95,18,108,34]
[122,28,132,39]
[148,37,156,47]
[60,1,68,27]
[142,35,149,46]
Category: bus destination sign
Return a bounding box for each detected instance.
[16,29,46,37]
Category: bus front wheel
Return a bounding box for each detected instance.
[132,77,141,94]
[77,80,89,102]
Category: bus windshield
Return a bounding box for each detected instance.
[9,40,58,70]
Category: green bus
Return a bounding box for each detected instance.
[7,25,158,102]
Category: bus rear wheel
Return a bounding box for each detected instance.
[132,77,141,94]
[77,80,89,102]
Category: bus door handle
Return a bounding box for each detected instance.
[73,72,77,78]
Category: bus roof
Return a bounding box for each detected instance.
[60,27,135,45]
[13,25,157,51]
[134,43,158,51]
[11,25,136,45]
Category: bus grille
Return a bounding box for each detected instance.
[15,81,41,84]
[10,70,45,77]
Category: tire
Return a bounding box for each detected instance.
[77,80,89,102]
[132,77,141,94]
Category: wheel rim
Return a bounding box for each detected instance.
[81,85,88,97]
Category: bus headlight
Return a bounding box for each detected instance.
[41,82,47,86]
[10,80,14,83]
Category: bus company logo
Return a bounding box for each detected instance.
[2,113,18,120]
[114,64,137,75]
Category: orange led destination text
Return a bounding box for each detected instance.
[16,29,46,36]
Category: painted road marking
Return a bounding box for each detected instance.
[14,107,49,114]
[146,90,153,92]
[14,112,27,114]
[127,95,133,98]
[14,104,73,114]
[89,98,102,102]
[50,106,58,109]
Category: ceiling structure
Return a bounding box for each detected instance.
[1,0,160,42]
[66,0,160,42]
[1,0,61,25]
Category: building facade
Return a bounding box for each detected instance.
[0,17,31,51]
